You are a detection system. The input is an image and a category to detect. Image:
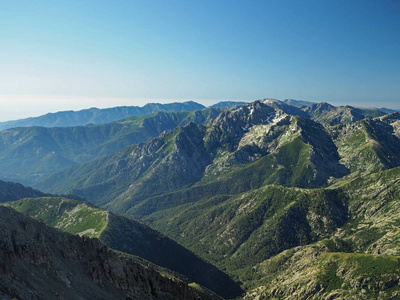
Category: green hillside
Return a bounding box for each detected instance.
[241,166,400,298]
[141,165,400,298]
[144,186,347,272]
[244,246,400,299]
[9,164,400,298]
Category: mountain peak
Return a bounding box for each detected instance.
[307,102,336,112]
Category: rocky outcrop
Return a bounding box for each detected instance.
[207,100,283,150]
[7,196,243,299]
[0,206,199,300]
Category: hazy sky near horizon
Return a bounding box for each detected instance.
[0,0,399,122]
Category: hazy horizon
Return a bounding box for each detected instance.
[0,95,398,123]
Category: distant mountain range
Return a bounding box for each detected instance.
[2,98,400,299]
[283,98,400,115]
[0,98,396,131]
[378,107,400,114]
[282,98,316,107]
[209,101,248,108]
[0,101,205,130]
[0,109,221,184]
[0,100,251,131]
[0,99,391,185]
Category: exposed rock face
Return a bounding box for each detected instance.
[6,196,243,299]
[0,206,199,300]
[263,98,310,118]
[208,100,284,150]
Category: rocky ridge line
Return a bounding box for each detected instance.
[0,206,199,300]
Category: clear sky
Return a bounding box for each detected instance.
[0,0,399,121]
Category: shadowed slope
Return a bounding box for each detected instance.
[7,197,243,299]
[0,206,199,300]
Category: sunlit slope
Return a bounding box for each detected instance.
[240,166,400,298]
[330,113,400,181]
[244,245,400,299]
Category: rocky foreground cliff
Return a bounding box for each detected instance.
[0,206,199,300]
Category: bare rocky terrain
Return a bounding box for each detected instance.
[0,206,199,300]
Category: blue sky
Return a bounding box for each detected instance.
[0,0,399,121]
